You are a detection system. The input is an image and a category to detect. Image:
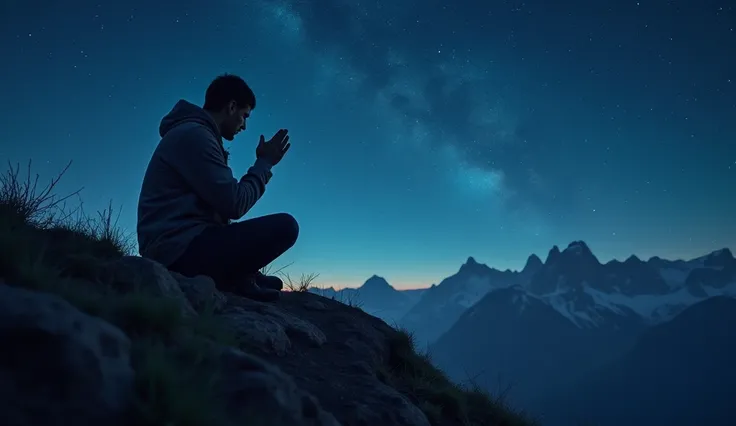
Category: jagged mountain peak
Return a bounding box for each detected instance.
[458,256,494,275]
[358,275,398,295]
[523,254,543,272]
[559,240,600,266]
[529,241,604,296]
[465,256,478,265]
[545,245,562,264]
[362,274,392,289]
[704,248,735,267]
[563,240,594,256]
[716,248,734,258]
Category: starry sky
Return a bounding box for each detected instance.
[1,0,734,289]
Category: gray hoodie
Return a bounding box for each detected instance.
[136,99,273,267]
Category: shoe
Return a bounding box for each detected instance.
[254,271,284,291]
[227,276,280,302]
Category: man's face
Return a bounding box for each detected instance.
[221,101,252,141]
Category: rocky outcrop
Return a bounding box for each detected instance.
[222,290,430,426]
[0,255,437,426]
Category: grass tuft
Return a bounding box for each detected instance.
[0,160,79,228]
[261,262,319,292]
[282,271,320,292]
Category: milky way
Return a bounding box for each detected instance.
[1,0,734,288]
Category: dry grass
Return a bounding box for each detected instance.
[282,271,320,292]
[335,289,364,309]
[261,262,319,292]
[0,160,79,228]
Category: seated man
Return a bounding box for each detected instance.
[136,73,297,302]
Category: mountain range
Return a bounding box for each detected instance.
[400,254,542,347]
[310,274,425,325]
[315,241,736,426]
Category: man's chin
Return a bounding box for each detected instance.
[222,134,234,141]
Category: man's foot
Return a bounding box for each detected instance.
[254,271,284,291]
[226,276,280,302]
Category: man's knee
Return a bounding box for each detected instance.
[274,213,299,248]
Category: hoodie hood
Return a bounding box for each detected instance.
[159,99,221,140]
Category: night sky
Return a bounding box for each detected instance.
[1,0,734,289]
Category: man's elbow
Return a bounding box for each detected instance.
[231,183,264,219]
[224,194,256,220]
[218,199,246,221]
[207,192,246,221]
[212,181,262,220]
[227,206,248,221]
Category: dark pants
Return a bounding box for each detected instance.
[169,213,299,289]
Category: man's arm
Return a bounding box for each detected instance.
[163,124,273,220]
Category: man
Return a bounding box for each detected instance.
[136,73,298,302]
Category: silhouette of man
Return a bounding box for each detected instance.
[137,74,297,302]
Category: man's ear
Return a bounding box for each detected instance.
[227,100,238,114]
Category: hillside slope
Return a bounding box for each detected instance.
[537,296,736,426]
[400,256,538,347]
[0,162,535,426]
[429,286,642,409]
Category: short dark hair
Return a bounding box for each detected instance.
[203,74,256,112]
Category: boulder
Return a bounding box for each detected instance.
[171,271,227,314]
[0,283,135,426]
[217,346,342,426]
[101,255,197,317]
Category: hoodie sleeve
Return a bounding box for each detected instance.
[163,123,273,220]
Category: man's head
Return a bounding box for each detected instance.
[203,74,256,141]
